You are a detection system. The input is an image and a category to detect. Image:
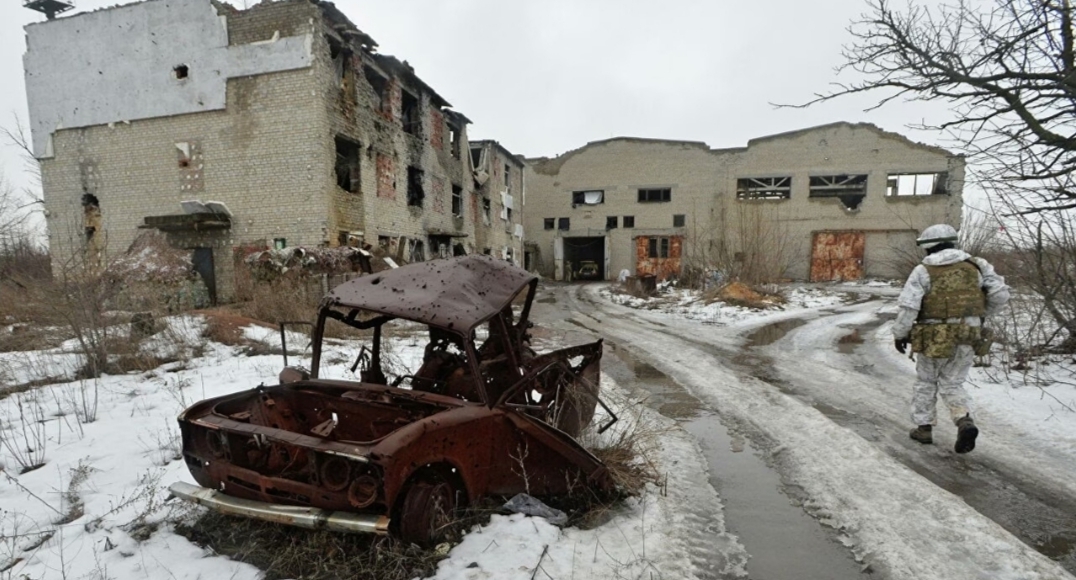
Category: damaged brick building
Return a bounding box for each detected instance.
[24,0,525,302]
[524,123,964,282]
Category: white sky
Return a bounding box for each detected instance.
[0,0,962,235]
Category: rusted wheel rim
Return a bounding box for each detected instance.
[398,479,455,547]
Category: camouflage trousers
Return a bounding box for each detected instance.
[911,344,975,426]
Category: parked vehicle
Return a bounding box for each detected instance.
[170,255,615,545]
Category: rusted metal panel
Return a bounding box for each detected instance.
[634,235,683,281]
[175,256,614,546]
[810,231,865,281]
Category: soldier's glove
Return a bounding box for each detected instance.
[894,337,909,354]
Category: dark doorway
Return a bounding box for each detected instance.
[192,248,217,305]
[563,236,605,281]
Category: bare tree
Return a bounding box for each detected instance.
[791,0,1076,214]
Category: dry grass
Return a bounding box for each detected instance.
[703,281,786,309]
[174,512,446,580]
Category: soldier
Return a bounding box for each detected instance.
[892,224,1010,453]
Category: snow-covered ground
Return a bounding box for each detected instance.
[3,279,1073,580]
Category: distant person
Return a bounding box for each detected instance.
[891,224,1010,453]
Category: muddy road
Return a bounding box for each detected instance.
[532,282,1076,579]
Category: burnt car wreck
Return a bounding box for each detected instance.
[170,255,615,545]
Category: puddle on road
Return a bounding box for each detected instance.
[736,314,1076,571]
[744,319,807,347]
[607,343,868,579]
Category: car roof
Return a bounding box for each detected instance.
[326,254,537,334]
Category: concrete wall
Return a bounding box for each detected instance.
[525,123,964,281]
[526,139,720,280]
[719,123,962,280]
[24,0,313,158]
[37,1,331,301]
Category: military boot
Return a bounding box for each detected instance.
[909,425,933,444]
[955,415,979,454]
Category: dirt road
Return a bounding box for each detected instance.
[532,282,1076,580]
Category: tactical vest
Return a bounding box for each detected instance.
[918,261,986,321]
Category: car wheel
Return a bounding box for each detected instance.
[397,475,457,547]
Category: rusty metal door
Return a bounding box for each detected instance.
[810,231,864,282]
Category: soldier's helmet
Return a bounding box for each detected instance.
[916,224,959,249]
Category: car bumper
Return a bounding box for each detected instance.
[168,481,390,535]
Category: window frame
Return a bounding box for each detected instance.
[623,216,635,228]
[637,188,672,203]
[736,176,792,200]
[673,214,685,228]
[557,217,570,231]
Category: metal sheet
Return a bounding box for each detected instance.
[810,231,865,281]
[634,235,683,281]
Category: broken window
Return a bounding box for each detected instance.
[558,217,570,231]
[335,137,361,192]
[274,238,287,249]
[82,193,101,242]
[407,167,424,207]
[449,122,462,159]
[173,64,189,80]
[648,237,670,259]
[886,172,947,197]
[451,184,463,218]
[544,218,555,230]
[623,216,635,228]
[470,147,482,169]
[504,164,510,186]
[453,243,466,256]
[401,91,420,135]
[506,207,513,223]
[482,198,491,225]
[408,239,425,262]
[606,216,617,229]
[736,177,791,200]
[363,66,388,112]
[483,247,492,255]
[673,214,685,227]
[809,175,867,210]
[571,190,604,205]
[637,188,671,203]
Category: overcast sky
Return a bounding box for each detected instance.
[0,0,959,235]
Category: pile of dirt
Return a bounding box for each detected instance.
[711,282,784,309]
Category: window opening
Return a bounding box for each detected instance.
[504,164,510,186]
[637,188,671,203]
[673,214,685,227]
[482,198,491,225]
[407,167,424,207]
[173,65,189,80]
[274,238,287,249]
[451,184,463,217]
[623,216,635,228]
[558,217,570,231]
[606,216,617,229]
[544,218,555,230]
[334,137,361,192]
[401,91,420,135]
[449,123,462,159]
[571,190,604,205]
[469,147,482,169]
[363,66,388,112]
[809,174,867,210]
[736,177,791,200]
[886,172,947,197]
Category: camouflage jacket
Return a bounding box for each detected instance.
[892,249,1010,340]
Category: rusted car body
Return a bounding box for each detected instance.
[171,255,613,544]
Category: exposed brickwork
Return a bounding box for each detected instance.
[376,154,396,200]
[432,176,446,214]
[429,108,444,151]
